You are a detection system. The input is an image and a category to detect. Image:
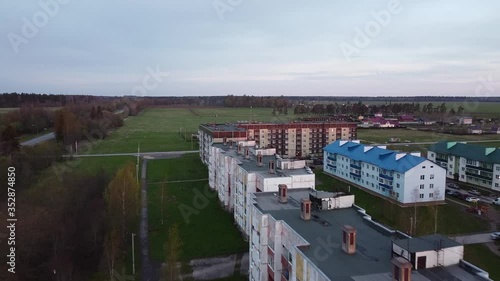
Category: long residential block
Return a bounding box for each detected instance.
[323,140,446,204]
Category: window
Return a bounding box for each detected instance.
[430,153,434,157]
[430,184,434,189]
[396,192,400,198]
[497,166,500,171]
[420,175,425,180]
[397,174,400,179]
[429,193,433,198]
[461,175,465,179]
[420,184,424,189]
[397,183,400,188]
[430,165,434,168]
[422,166,426,169]
[419,194,424,199]
[496,183,499,188]
[430,174,434,179]
[371,183,374,187]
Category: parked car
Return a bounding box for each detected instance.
[447,183,459,189]
[491,232,500,240]
[446,189,454,195]
[469,190,481,196]
[465,197,480,203]
[493,198,500,205]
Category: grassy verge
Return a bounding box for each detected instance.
[464,244,500,281]
[147,153,247,262]
[316,171,490,235]
[89,107,293,154]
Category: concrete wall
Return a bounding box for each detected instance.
[402,160,446,204]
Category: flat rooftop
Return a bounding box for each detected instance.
[253,189,483,281]
[200,123,247,132]
[213,143,312,178]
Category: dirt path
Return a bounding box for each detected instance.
[140,158,154,281]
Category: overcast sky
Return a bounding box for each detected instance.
[1,0,499,96]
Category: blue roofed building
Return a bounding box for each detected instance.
[323,140,447,205]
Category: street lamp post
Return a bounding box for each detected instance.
[32,124,39,135]
[132,233,136,275]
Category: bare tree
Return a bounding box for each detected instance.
[164,224,182,281]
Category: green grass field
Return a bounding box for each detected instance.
[358,128,500,144]
[315,171,490,235]
[464,244,500,281]
[147,153,247,261]
[89,107,293,154]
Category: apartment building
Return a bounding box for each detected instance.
[428,141,500,191]
[199,121,357,164]
[323,140,446,205]
[249,188,490,281]
[208,140,315,236]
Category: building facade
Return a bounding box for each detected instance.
[208,140,315,236]
[249,188,490,281]
[428,141,500,191]
[323,140,446,204]
[199,121,358,164]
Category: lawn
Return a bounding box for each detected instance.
[464,244,500,281]
[147,153,247,262]
[89,107,294,154]
[315,171,490,235]
[357,128,500,144]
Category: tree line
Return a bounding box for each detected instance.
[293,102,465,116]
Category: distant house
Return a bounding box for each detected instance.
[419,118,436,126]
[491,126,500,134]
[398,115,415,122]
[467,126,482,134]
[459,117,473,125]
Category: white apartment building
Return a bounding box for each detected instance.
[208,140,315,236]
[428,141,500,191]
[323,140,446,205]
[249,188,490,281]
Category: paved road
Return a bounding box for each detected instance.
[450,233,494,245]
[20,132,55,146]
[64,150,198,157]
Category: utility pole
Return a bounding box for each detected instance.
[136,142,140,185]
[161,176,167,225]
[132,233,136,275]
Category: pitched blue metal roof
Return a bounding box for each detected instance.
[323,141,426,173]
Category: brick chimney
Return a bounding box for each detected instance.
[300,198,311,220]
[278,184,288,203]
[223,137,227,145]
[268,160,275,174]
[229,140,233,149]
[257,152,263,167]
[238,143,243,154]
[341,225,356,255]
[245,147,250,159]
[392,257,412,281]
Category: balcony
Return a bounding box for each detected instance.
[379,182,393,190]
[465,172,492,180]
[327,156,337,161]
[350,172,361,178]
[436,157,448,162]
[350,163,361,170]
[466,164,493,172]
[327,164,337,170]
[379,173,394,180]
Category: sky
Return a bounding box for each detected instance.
[1,0,499,96]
